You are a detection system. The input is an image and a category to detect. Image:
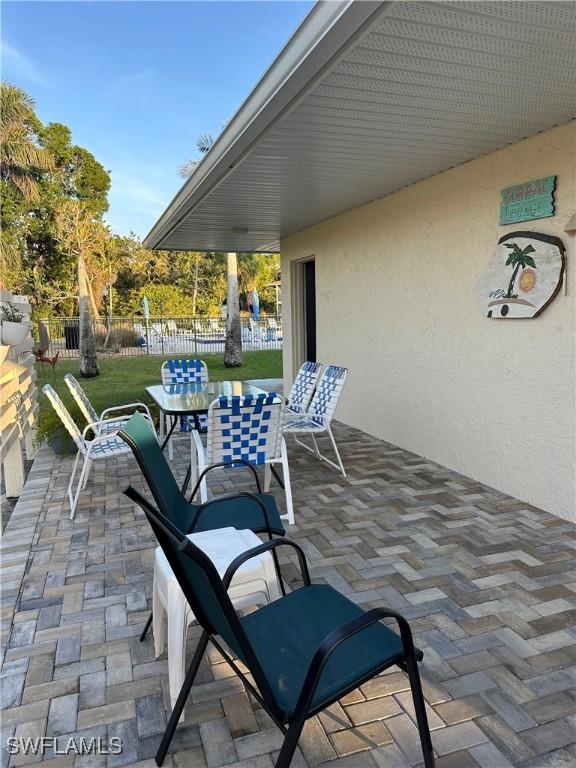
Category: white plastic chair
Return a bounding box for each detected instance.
[286,361,322,414]
[153,527,281,716]
[283,364,348,477]
[64,373,153,435]
[160,359,209,459]
[191,392,294,524]
[43,384,154,519]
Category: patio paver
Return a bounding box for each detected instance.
[1,421,575,767]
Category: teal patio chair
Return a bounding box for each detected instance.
[118,413,287,639]
[124,484,435,768]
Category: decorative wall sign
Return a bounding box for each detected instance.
[499,176,556,225]
[477,231,565,319]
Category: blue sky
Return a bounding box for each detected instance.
[2,1,312,238]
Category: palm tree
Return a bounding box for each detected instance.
[224,252,243,367]
[504,243,536,298]
[0,82,54,200]
[55,201,106,378]
[179,135,243,367]
[178,134,214,178]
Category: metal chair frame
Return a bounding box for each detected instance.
[64,373,152,434]
[43,384,155,519]
[125,488,435,768]
[117,415,287,643]
[284,365,348,477]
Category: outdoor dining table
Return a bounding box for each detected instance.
[146,380,276,494]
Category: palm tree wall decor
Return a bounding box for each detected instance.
[504,242,536,298]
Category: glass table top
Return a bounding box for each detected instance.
[146,380,270,414]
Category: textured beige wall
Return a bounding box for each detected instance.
[281,122,575,521]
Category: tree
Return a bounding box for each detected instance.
[178,134,214,178]
[0,82,54,200]
[224,252,243,367]
[504,243,536,298]
[237,253,280,312]
[55,201,108,377]
[0,82,54,286]
[179,135,244,366]
[0,83,112,319]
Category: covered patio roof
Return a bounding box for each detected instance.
[144,1,575,253]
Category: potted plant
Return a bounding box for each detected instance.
[1,304,32,347]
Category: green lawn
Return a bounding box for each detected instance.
[37,351,283,448]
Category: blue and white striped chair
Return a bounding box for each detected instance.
[287,361,322,414]
[283,364,348,477]
[64,373,153,435]
[43,384,155,519]
[160,359,209,459]
[191,393,294,524]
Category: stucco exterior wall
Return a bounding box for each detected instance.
[281,122,575,521]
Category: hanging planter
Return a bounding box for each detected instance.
[1,304,32,347]
[1,320,32,346]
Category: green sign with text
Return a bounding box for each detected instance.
[499,176,556,225]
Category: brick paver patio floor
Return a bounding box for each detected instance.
[2,420,575,768]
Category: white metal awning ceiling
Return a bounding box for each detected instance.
[144,0,576,253]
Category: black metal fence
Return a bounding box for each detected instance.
[38,316,283,358]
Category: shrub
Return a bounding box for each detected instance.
[94,326,139,352]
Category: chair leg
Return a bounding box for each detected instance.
[275,717,306,768]
[167,589,190,714]
[199,468,208,503]
[167,415,174,460]
[67,451,81,516]
[140,612,153,641]
[152,577,165,658]
[155,630,209,766]
[280,440,294,525]
[68,452,89,520]
[406,654,435,768]
[327,425,346,477]
[264,463,272,492]
[310,433,321,459]
[81,457,92,489]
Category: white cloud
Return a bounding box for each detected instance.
[100,68,156,101]
[2,41,50,87]
[109,172,167,212]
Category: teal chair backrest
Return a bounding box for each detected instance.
[119,412,186,525]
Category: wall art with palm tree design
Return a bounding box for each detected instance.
[477,231,566,319]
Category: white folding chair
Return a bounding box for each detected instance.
[286,361,322,414]
[283,364,348,477]
[191,392,294,524]
[160,359,209,459]
[43,384,154,519]
[64,373,153,435]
